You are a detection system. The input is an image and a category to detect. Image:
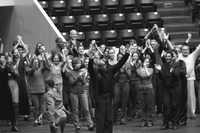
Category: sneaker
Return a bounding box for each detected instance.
[76,127,80,133]
[147,122,153,127]
[11,126,20,132]
[140,121,147,127]
[33,120,38,127]
[24,115,29,121]
[161,123,169,130]
[88,124,94,131]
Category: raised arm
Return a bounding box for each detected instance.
[191,44,200,61]
[88,54,95,80]
[112,53,130,75]
[0,39,4,53]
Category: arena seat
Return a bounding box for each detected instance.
[134,28,150,45]
[67,0,85,16]
[38,1,50,15]
[50,16,59,26]
[76,15,94,31]
[102,0,119,14]
[93,14,111,31]
[119,0,137,13]
[144,12,163,28]
[50,0,67,16]
[102,30,118,46]
[137,0,156,13]
[62,32,69,40]
[76,32,86,45]
[110,13,126,30]
[86,31,102,45]
[60,16,77,32]
[85,0,103,15]
[118,29,134,45]
[126,13,145,29]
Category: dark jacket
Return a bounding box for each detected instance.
[88,53,129,102]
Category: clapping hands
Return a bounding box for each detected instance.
[154,64,161,70]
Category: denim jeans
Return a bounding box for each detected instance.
[30,93,44,121]
[70,92,93,128]
[113,81,129,122]
[138,87,154,123]
[128,80,141,117]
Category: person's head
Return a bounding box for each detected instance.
[17,45,24,55]
[35,42,44,56]
[100,44,106,53]
[129,39,137,46]
[12,48,20,59]
[77,45,84,55]
[181,45,190,57]
[31,58,40,68]
[150,39,159,50]
[45,79,55,91]
[132,52,139,61]
[164,51,173,63]
[171,49,178,60]
[63,47,70,56]
[119,45,126,55]
[71,57,82,70]
[143,57,150,68]
[117,53,123,61]
[174,45,181,54]
[0,53,5,65]
[96,59,107,72]
[51,53,62,65]
[94,51,100,60]
[130,43,138,53]
[84,57,89,68]
[70,30,77,40]
[108,48,115,60]
[55,37,63,48]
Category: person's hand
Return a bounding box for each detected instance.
[62,48,68,56]
[154,64,161,70]
[170,67,174,73]
[50,122,58,128]
[188,32,192,39]
[16,35,22,41]
[91,40,96,45]
[146,39,150,48]
[154,24,158,30]
[163,32,169,40]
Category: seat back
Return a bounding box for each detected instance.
[119,0,137,13]
[110,13,126,30]
[102,30,118,46]
[126,13,145,29]
[67,0,85,15]
[144,12,163,28]
[76,15,93,31]
[86,31,102,45]
[93,14,110,31]
[102,0,119,14]
[85,0,102,15]
[60,16,76,31]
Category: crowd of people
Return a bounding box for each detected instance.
[1,24,200,133]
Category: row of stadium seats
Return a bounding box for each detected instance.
[50,12,163,32]
[38,0,156,16]
[61,29,157,47]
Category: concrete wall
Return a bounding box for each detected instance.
[0,0,14,7]
[0,0,65,53]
